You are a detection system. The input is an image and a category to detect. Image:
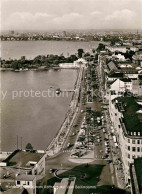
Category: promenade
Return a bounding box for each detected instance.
[46,67,84,157]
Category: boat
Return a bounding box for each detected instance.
[56,88,61,94]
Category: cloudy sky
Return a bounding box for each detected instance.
[2,0,142,31]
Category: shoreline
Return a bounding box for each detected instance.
[46,67,83,156]
[0,67,82,72]
[46,68,79,151]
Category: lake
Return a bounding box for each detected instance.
[1,40,102,152]
[1,69,78,151]
[1,40,104,60]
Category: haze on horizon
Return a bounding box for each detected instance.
[2,0,142,31]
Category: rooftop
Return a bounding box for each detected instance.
[8,151,44,168]
[107,61,119,71]
[116,97,142,135]
[120,78,137,82]
[16,174,36,181]
[108,72,123,78]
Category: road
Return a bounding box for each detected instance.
[38,66,115,188]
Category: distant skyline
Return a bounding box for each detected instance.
[2,0,142,31]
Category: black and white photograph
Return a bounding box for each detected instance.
[0,0,142,193]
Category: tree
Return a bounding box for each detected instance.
[96,43,105,52]
[25,143,33,151]
[78,49,84,58]
[84,52,90,57]
[11,61,21,70]
[124,50,135,61]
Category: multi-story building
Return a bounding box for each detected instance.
[109,95,142,184]
[0,150,46,193]
[130,157,142,194]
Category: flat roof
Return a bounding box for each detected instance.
[9,151,44,168]
[16,174,36,181]
[107,61,118,71]
[116,97,142,135]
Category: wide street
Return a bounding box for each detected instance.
[38,65,119,190]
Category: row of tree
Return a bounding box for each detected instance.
[1,53,80,70]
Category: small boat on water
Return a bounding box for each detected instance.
[56,88,61,94]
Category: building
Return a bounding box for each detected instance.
[112,53,126,61]
[107,61,119,73]
[8,150,46,175]
[132,79,142,96]
[0,150,46,193]
[15,174,36,194]
[133,52,142,67]
[59,58,87,69]
[109,96,142,184]
[130,157,142,194]
[106,46,138,53]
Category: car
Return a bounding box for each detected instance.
[49,169,56,174]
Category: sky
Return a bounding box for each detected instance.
[1,0,142,31]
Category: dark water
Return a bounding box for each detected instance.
[1,69,78,151]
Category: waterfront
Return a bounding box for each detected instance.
[1,40,104,60]
[1,40,102,152]
[1,69,78,151]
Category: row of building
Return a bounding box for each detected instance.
[98,45,142,193]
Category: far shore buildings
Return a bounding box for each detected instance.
[106,45,139,53]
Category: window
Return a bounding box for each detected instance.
[27,181,30,185]
[128,139,130,143]
[137,147,140,152]
[137,140,140,144]
[17,181,20,185]
[132,147,136,152]
[132,140,135,144]
[128,146,130,151]
[128,154,130,159]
